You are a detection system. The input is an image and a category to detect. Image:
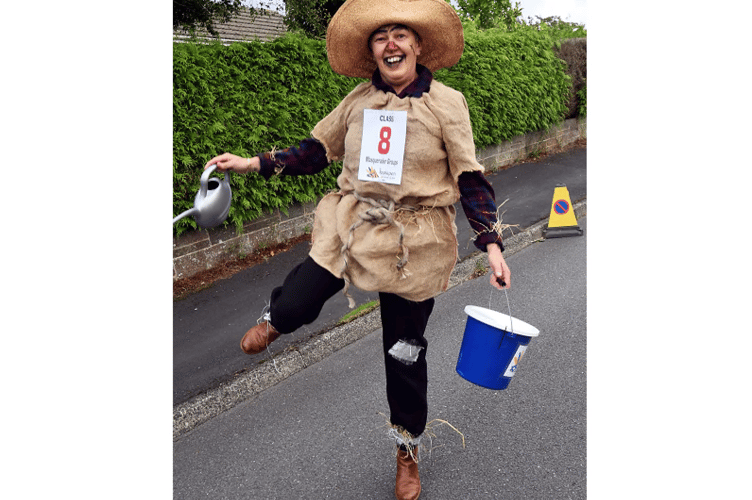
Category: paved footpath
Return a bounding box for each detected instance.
[174,216,587,499]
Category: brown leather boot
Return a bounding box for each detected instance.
[240,321,281,355]
[395,447,421,500]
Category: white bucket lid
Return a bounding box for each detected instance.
[464,305,540,337]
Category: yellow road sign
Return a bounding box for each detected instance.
[543,185,583,238]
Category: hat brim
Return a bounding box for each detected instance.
[326,0,464,78]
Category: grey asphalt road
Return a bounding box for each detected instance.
[174,217,586,499]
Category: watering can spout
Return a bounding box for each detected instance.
[173,207,198,225]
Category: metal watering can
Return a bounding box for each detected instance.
[172,165,232,228]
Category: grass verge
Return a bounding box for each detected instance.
[338,300,380,325]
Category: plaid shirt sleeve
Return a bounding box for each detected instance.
[458,170,504,252]
[256,138,330,180]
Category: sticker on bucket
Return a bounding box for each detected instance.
[502,345,528,378]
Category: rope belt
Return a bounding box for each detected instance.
[340,191,418,308]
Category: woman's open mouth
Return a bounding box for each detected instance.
[384,55,405,67]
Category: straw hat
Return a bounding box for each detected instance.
[326,0,464,78]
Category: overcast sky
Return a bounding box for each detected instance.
[246,1,587,28]
[517,0,586,26]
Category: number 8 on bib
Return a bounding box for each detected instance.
[358,109,407,185]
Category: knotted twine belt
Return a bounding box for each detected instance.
[340,191,419,308]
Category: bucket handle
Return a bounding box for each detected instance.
[490,277,515,348]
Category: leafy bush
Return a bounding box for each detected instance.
[173,28,573,235]
[577,83,586,117]
[555,37,586,119]
[453,0,523,30]
[283,0,345,39]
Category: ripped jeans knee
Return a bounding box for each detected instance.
[387,339,425,365]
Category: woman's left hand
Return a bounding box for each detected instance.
[487,243,510,290]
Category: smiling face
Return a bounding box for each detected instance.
[369,24,422,94]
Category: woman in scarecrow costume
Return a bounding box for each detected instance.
[205,0,510,497]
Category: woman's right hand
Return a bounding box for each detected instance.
[204,153,260,174]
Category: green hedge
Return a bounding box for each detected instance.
[173,28,571,236]
[173,33,358,236]
[436,26,570,148]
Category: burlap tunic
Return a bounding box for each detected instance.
[310,80,485,302]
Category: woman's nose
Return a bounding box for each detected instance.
[387,41,398,50]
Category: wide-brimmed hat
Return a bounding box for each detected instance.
[326,0,464,78]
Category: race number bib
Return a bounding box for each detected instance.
[358,109,407,185]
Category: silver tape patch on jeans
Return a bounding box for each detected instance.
[388,340,424,365]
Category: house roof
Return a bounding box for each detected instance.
[174,9,287,44]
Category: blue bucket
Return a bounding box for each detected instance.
[456,305,540,390]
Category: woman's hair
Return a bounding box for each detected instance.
[367,24,422,51]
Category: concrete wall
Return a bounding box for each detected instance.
[476,117,586,171]
[173,117,586,281]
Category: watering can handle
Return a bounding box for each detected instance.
[489,277,514,345]
[199,164,218,199]
[203,164,218,177]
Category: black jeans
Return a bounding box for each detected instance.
[269,256,434,437]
